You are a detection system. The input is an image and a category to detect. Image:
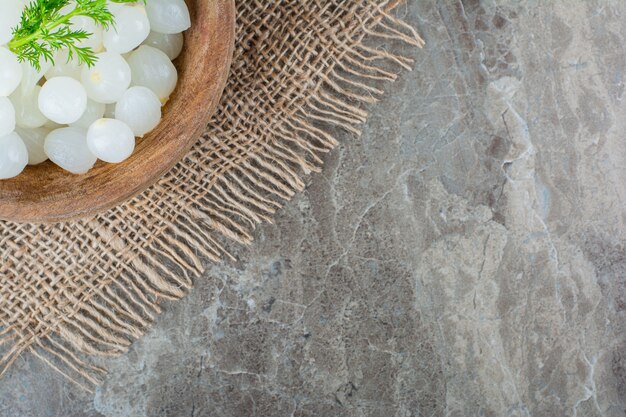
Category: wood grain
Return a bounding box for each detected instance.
[0,0,236,223]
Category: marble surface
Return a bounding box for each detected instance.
[2,1,626,416]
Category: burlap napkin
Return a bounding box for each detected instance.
[0,0,422,390]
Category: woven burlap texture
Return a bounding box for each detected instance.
[0,0,422,390]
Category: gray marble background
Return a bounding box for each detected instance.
[2,1,626,416]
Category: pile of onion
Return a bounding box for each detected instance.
[0,0,191,179]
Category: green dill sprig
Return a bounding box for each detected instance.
[8,0,145,71]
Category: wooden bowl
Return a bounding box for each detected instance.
[0,0,236,223]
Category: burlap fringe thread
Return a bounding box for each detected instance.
[0,1,423,391]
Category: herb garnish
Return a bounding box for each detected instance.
[8,0,144,71]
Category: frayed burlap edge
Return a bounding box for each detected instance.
[0,1,423,391]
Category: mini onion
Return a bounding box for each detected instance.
[81,52,132,104]
[145,0,191,34]
[0,132,28,179]
[39,77,88,124]
[0,97,16,137]
[127,46,177,103]
[11,86,47,129]
[71,15,104,52]
[0,0,23,45]
[143,31,184,60]
[44,127,97,174]
[115,86,161,137]
[103,5,151,54]
[87,118,135,163]
[16,127,49,165]
[0,47,23,97]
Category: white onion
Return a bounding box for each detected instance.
[11,86,47,129]
[0,132,28,179]
[15,127,49,165]
[115,86,161,136]
[87,118,135,163]
[44,127,97,174]
[71,15,104,52]
[0,47,23,97]
[81,52,132,104]
[145,0,191,34]
[0,0,23,45]
[127,46,177,103]
[0,97,16,137]
[143,31,184,60]
[39,77,88,124]
[103,5,151,54]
